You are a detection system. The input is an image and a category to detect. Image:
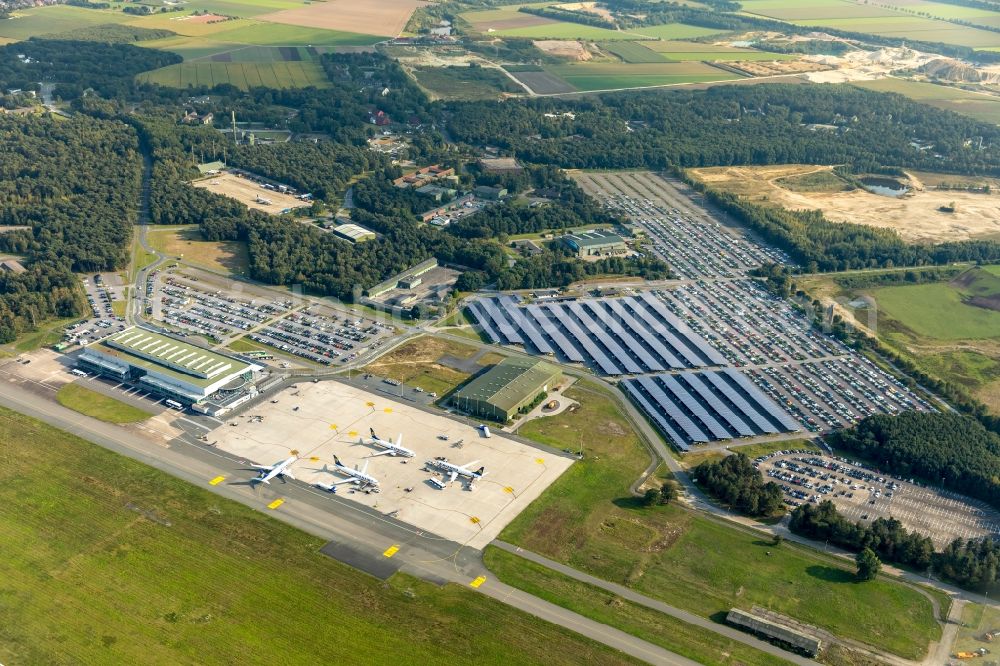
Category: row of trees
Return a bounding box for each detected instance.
[692,454,785,517]
[792,499,1000,590]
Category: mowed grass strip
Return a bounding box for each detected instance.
[137,61,329,90]
[0,5,133,40]
[0,407,639,665]
[507,382,939,658]
[56,384,154,424]
[485,546,795,666]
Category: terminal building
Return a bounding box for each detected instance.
[79,327,262,408]
[450,357,561,422]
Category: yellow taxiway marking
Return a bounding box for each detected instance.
[470,576,486,589]
[209,475,225,486]
[329,424,338,430]
[383,545,400,558]
[348,430,358,437]
[366,401,375,407]
[504,486,514,494]
[470,516,480,524]
[267,498,285,510]
[309,456,320,462]
[383,407,392,413]
[535,458,545,464]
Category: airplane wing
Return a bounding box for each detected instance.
[368,450,393,457]
[251,464,274,471]
[448,470,458,483]
[360,460,369,475]
[463,461,480,471]
[283,469,296,480]
[395,433,404,447]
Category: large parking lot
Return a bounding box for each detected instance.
[574,171,791,278]
[756,451,1000,547]
[208,380,574,548]
[149,267,395,368]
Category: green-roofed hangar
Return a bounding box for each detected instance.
[450,357,561,422]
[78,326,262,408]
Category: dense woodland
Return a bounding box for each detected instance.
[692,454,784,517]
[828,412,1000,510]
[0,114,139,341]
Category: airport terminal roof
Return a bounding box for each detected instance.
[89,327,256,388]
[453,357,560,412]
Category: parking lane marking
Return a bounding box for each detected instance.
[383,545,399,558]
[209,475,225,486]
[267,498,285,510]
[469,576,486,588]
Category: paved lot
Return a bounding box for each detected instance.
[207,380,575,549]
[191,171,310,215]
[757,451,1000,547]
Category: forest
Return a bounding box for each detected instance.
[448,84,1000,175]
[828,412,1000,510]
[0,39,180,100]
[692,453,785,517]
[0,114,139,341]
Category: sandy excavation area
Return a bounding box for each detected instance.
[689,164,1000,243]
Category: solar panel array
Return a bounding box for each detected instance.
[468,295,725,376]
[622,369,800,451]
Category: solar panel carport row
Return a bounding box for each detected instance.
[466,301,501,343]
[636,292,728,365]
[678,372,756,437]
[524,304,585,363]
[621,380,690,451]
[722,368,801,432]
[600,298,684,369]
[622,296,713,368]
[499,295,554,355]
[478,297,524,345]
[580,300,664,372]
[565,301,644,374]
[544,302,622,375]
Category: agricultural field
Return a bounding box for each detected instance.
[506,69,577,94]
[123,15,260,38]
[605,40,796,63]
[146,225,250,276]
[506,381,940,659]
[459,3,571,33]
[688,164,1000,243]
[629,23,730,40]
[257,0,426,38]
[412,65,523,100]
[544,61,736,91]
[493,21,648,40]
[205,22,380,47]
[852,78,1000,125]
[137,60,330,89]
[0,406,636,665]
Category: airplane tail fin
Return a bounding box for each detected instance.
[474,467,485,477]
[333,456,343,468]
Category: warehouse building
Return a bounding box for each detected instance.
[333,223,376,244]
[451,357,561,422]
[563,229,628,258]
[79,327,262,406]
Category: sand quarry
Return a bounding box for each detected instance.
[690,164,1000,243]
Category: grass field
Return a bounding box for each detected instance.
[0,5,133,40]
[873,279,1000,340]
[208,21,380,46]
[364,336,482,395]
[623,40,795,62]
[413,65,522,100]
[4,316,80,354]
[55,384,154,424]
[852,78,1000,125]
[544,61,736,91]
[494,22,648,40]
[125,15,261,38]
[631,22,730,40]
[0,406,638,665]
[775,169,854,192]
[485,547,794,666]
[138,60,330,89]
[146,225,250,275]
[507,382,940,658]
[951,603,1000,655]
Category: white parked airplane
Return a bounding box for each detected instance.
[250,456,297,485]
[361,428,414,458]
[427,459,486,488]
[315,455,380,490]
[255,195,272,205]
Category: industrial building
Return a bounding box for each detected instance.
[451,357,561,422]
[366,258,439,298]
[333,223,376,244]
[79,327,261,406]
[562,229,628,258]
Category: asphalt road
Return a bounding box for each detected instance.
[0,378,691,666]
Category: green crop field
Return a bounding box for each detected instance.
[545,61,736,91]
[602,41,669,64]
[137,61,330,89]
[137,35,239,61]
[495,21,649,40]
[56,384,154,424]
[204,22,380,46]
[0,406,637,665]
[638,39,795,61]
[630,22,730,40]
[507,382,940,659]
[853,78,1000,125]
[485,547,794,666]
[413,65,522,100]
